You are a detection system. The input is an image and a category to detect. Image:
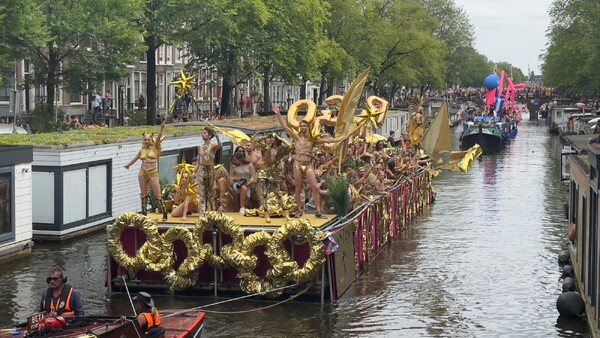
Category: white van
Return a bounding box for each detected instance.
[0,124,28,134]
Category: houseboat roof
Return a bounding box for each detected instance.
[0,117,283,148]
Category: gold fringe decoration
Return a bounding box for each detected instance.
[107,212,161,278]
[266,219,327,284]
[161,226,207,293]
[193,211,245,269]
[107,212,328,295]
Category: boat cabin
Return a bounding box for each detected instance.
[548,106,591,135]
[0,146,33,261]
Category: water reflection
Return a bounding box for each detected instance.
[0,116,591,337]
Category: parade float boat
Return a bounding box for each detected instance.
[0,310,205,338]
[106,69,438,302]
[106,168,435,302]
[459,116,517,153]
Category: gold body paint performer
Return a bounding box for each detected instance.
[252,133,292,222]
[124,122,168,221]
[170,172,198,221]
[273,104,340,218]
[195,127,221,215]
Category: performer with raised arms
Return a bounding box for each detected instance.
[125,121,168,221]
[273,104,340,218]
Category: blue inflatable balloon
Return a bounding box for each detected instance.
[483,74,500,89]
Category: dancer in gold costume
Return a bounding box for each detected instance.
[253,133,292,222]
[125,122,168,221]
[170,172,198,220]
[273,104,340,218]
[195,127,221,215]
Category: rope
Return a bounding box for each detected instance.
[121,275,138,317]
[163,282,312,318]
[199,282,314,315]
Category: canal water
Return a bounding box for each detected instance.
[0,114,591,337]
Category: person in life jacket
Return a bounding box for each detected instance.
[39,266,84,316]
[133,292,164,338]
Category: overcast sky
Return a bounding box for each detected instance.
[453,0,554,75]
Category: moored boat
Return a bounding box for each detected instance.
[0,310,205,338]
[459,116,512,152]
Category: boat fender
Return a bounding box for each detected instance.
[562,277,576,293]
[562,265,575,278]
[558,250,570,266]
[556,291,585,318]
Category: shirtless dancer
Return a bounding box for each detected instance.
[273,104,340,218]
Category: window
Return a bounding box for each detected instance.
[0,170,13,237]
[158,73,165,108]
[70,92,82,103]
[33,172,55,224]
[158,46,165,64]
[0,68,15,102]
[166,46,172,64]
[140,51,148,63]
[175,48,183,64]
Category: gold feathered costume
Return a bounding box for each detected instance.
[407,96,425,147]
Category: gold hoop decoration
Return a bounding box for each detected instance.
[286,99,317,133]
[193,211,245,269]
[160,226,207,292]
[223,231,287,295]
[107,212,163,278]
[266,219,327,284]
[365,96,389,126]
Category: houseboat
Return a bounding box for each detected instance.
[548,106,591,135]
[0,124,247,241]
[564,133,600,335]
[0,146,34,260]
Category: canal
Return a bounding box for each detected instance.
[0,115,591,336]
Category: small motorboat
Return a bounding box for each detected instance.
[0,309,205,338]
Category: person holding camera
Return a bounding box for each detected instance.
[230,152,255,215]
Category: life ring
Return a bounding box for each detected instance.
[193,211,245,269]
[266,219,326,284]
[107,212,162,278]
[161,226,208,292]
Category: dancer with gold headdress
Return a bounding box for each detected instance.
[252,133,292,222]
[407,96,425,147]
[124,121,168,221]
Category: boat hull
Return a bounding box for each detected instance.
[460,125,504,153]
[1,310,205,338]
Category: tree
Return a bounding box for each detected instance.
[140,0,203,125]
[420,0,475,87]
[24,0,144,121]
[367,0,446,97]
[253,0,328,111]
[186,0,270,117]
[0,0,46,84]
[542,0,600,94]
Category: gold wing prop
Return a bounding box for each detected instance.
[335,69,370,171]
